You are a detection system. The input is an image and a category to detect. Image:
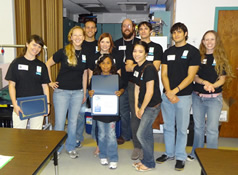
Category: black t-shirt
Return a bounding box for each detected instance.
[5,56,50,98]
[88,52,122,71]
[82,40,98,61]
[193,54,224,94]
[162,43,201,96]
[114,37,140,83]
[133,61,162,107]
[91,74,123,123]
[146,41,163,63]
[53,48,88,90]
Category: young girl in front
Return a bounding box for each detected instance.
[89,54,125,169]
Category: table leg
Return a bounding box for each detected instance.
[54,151,58,175]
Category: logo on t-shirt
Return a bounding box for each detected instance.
[95,46,99,53]
[140,73,144,80]
[148,47,154,56]
[212,59,216,66]
[181,50,189,59]
[82,55,86,63]
[36,66,42,75]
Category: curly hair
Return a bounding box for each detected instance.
[65,26,85,66]
[199,30,234,86]
[93,54,117,75]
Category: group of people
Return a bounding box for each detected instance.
[5,17,233,172]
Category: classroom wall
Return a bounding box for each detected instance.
[0,0,16,64]
[175,0,238,48]
[1,0,238,59]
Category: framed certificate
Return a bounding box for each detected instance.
[17,95,48,120]
[92,95,119,116]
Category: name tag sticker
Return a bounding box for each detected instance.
[133,71,139,77]
[202,59,207,64]
[18,64,29,71]
[146,56,154,61]
[167,55,175,61]
[119,46,126,50]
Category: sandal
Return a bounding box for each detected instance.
[132,162,142,168]
[94,146,100,157]
[136,165,152,172]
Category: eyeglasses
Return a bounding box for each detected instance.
[122,24,132,29]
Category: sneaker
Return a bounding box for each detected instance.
[131,148,140,160]
[67,150,79,159]
[156,154,174,164]
[187,155,195,161]
[109,162,117,169]
[100,158,108,165]
[75,140,82,148]
[175,160,185,171]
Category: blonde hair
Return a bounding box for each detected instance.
[65,26,85,66]
[199,30,234,86]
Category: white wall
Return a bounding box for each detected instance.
[0,0,16,64]
[175,0,238,48]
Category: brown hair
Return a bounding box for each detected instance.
[97,33,114,53]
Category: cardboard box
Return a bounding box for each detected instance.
[219,98,229,122]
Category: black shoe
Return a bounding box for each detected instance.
[187,155,195,161]
[156,154,174,164]
[117,136,125,145]
[175,160,185,171]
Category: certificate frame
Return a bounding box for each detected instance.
[91,95,119,116]
[17,95,48,120]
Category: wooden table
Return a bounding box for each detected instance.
[195,148,238,175]
[0,128,67,175]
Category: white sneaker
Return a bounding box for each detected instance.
[100,158,108,165]
[67,150,79,159]
[109,162,117,169]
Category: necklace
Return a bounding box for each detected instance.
[75,50,82,59]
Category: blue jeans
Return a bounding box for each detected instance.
[76,91,89,142]
[162,93,192,161]
[120,86,132,140]
[53,88,84,152]
[97,121,118,162]
[137,104,161,168]
[190,92,223,157]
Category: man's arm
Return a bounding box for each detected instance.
[125,60,137,72]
